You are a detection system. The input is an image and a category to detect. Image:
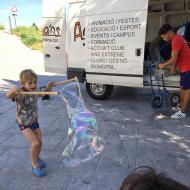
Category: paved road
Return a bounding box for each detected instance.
[0,31,55,80]
[0,31,190,190]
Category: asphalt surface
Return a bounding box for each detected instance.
[0,31,190,190]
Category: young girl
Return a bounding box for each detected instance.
[6,69,53,177]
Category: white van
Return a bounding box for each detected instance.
[42,0,190,100]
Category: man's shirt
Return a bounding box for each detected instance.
[172,34,190,72]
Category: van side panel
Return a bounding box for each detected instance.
[67,0,148,87]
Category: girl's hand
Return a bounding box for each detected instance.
[45,82,55,91]
[47,82,55,88]
[6,87,21,100]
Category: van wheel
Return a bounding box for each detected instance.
[86,83,113,100]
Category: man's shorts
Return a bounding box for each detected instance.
[18,122,40,131]
[180,71,190,90]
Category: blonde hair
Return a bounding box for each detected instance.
[19,69,38,85]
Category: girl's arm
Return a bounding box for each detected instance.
[6,87,21,101]
[44,82,55,92]
[37,82,55,97]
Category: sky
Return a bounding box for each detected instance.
[0,0,42,29]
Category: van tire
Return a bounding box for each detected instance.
[86,83,113,100]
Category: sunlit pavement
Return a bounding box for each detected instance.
[0,31,190,190]
[0,30,56,80]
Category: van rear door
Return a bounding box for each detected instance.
[42,0,67,74]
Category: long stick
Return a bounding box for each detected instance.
[20,78,78,95]
[20,91,58,95]
[51,77,78,87]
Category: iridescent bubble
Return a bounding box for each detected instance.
[59,82,86,117]
[70,110,97,131]
[58,79,105,167]
[62,127,105,167]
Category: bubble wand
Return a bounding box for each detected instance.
[20,77,78,95]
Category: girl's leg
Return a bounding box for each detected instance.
[22,128,41,168]
[33,128,42,159]
[33,128,46,168]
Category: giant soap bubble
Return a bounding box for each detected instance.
[59,79,105,167]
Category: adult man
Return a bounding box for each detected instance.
[158,24,190,119]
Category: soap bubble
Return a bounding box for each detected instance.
[59,81,86,117]
[70,110,97,132]
[58,79,105,167]
[62,126,105,167]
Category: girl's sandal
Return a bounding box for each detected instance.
[32,167,46,177]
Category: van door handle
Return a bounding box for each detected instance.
[55,46,60,49]
[136,48,141,56]
[45,54,50,58]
